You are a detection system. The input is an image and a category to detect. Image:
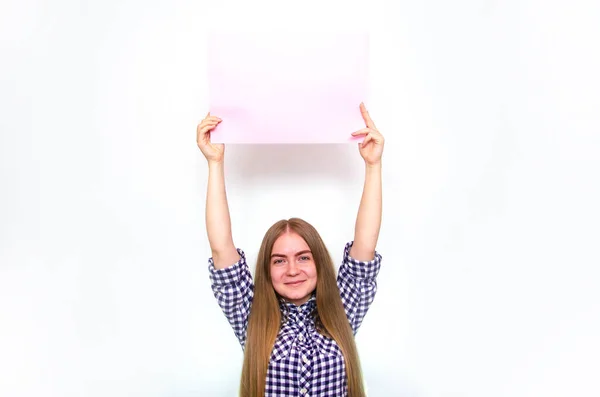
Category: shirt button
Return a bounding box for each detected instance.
[302,355,309,364]
[298,335,304,342]
[300,388,307,394]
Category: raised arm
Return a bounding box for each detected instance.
[349,103,384,261]
[197,113,240,269]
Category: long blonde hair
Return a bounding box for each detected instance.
[240,218,365,397]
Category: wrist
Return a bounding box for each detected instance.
[208,160,225,171]
[365,161,382,171]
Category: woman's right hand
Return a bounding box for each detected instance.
[196,112,224,163]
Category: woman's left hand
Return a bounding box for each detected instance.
[351,103,385,166]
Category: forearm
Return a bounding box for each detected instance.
[206,161,240,269]
[350,162,382,261]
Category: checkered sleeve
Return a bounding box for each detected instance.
[208,249,254,349]
[337,241,382,335]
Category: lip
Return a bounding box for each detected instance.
[285,280,306,286]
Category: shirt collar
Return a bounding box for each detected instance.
[279,294,316,323]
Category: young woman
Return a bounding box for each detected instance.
[197,103,384,397]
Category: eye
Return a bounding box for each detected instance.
[299,255,311,261]
[273,258,285,265]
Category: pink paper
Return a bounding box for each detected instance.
[208,32,369,144]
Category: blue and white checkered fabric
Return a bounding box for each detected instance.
[209,241,382,397]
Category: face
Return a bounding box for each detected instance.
[270,231,318,306]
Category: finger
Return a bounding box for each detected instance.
[199,120,220,130]
[198,123,219,138]
[203,118,221,125]
[202,123,219,133]
[359,125,383,140]
[203,116,222,123]
[367,130,384,143]
[361,134,374,148]
[351,127,374,136]
[197,124,217,138]
[360,102,376,129]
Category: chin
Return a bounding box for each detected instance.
[276,282,316,304]
[282,289,313,303]
[287,293,308,301]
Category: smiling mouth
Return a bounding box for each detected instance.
[285,280,306,286]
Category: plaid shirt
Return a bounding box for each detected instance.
[209,241,382,396]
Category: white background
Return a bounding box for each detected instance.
[1,0,599,396]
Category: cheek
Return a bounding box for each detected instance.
[307,264,318,279]
[270,267,284,281]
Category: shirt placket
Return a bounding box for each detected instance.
[297,320,312,397]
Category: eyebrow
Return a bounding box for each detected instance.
[270,250,312,258]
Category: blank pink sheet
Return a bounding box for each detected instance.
[208,32,369,144]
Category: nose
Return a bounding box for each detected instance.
[287,262,299,276]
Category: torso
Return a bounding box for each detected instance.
[265,297,348,397]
